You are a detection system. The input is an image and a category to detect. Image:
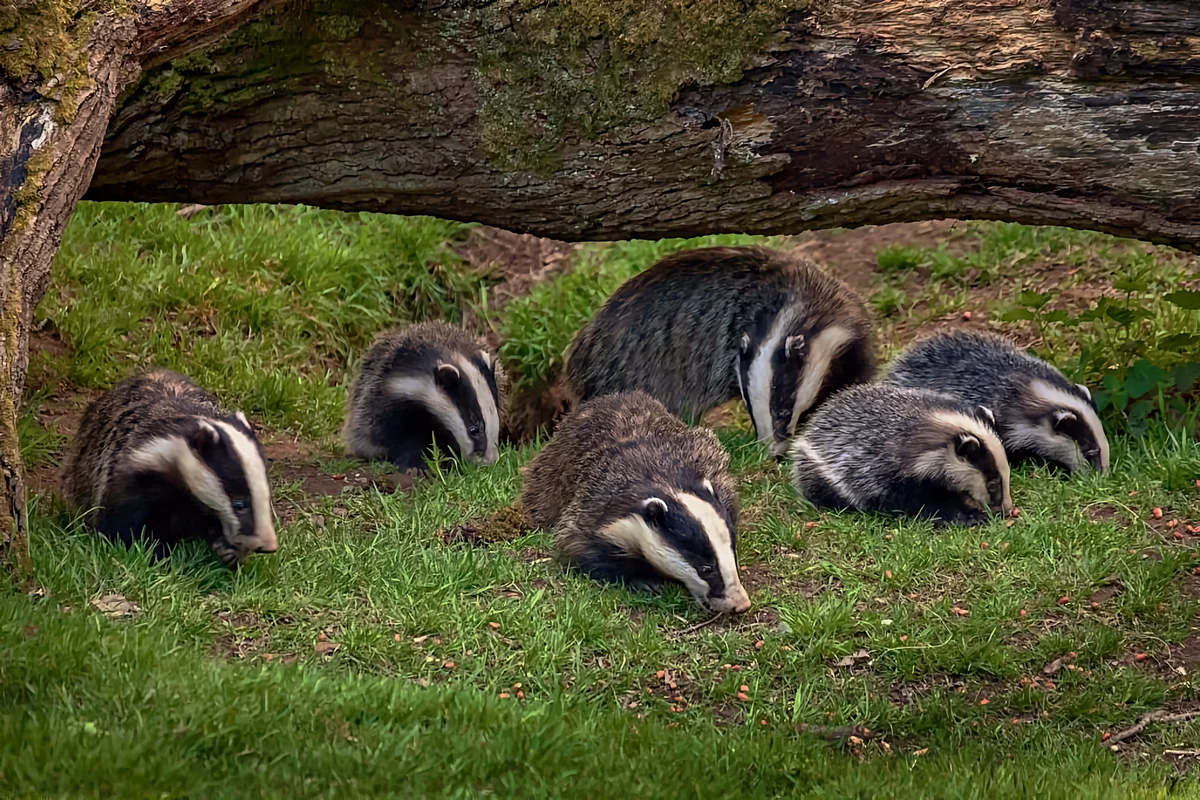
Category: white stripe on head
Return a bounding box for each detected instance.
[385,375,473,460]
[789,437,863,507]
[455,354,501,466]
[912,411,1011,514]
[127,433,235,536]
[746,307,796,451]
[210,419,276,552]
[598,514,711,604]
[675,492,749,614]
[786,325,857,447]
[1027,379,1110,471]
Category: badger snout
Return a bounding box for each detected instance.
[473,448,499,467]
[769,439,791,460]
[708,584,752,615]
[252,531,279,554]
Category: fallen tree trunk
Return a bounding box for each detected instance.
[5,0,1200,575]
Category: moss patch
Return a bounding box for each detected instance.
[474,0,811,174]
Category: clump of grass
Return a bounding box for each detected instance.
[39,203,487,439]
[876,244,928,274]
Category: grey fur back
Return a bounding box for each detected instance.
[883,330,1070,408]
[521,391,735,532]
[791,384,985,506]
[62,369,226,515]
[564,246,871,421]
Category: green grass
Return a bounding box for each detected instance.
[5,204,1200,797]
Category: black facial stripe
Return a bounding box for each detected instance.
[962,441,1005,507]
[473,354,501,407]
[648,498,729,599]
[770,351,803,440]
[447,370,488,451]
[1053,412,1097,452]
[194,433,256,539]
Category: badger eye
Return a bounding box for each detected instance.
[467,425,481,437]
[231,499,249,512]
[698,565,715,577]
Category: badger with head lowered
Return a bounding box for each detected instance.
[342,321,506,471]
[521,390,751,614]
[564,246,875,458]
[62,369,276,567]
[884,330,1109,474]
[791,384,1013,527]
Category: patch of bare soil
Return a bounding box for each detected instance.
[441,504,536,546]
[785,220,969,297]
[456,225,577,308]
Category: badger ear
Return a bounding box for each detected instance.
[1051,409,1078,431]
[641,497,669,525]
[234,410,252,430]
[189,420,221,454]
[976,405,996,426]
[785,334,804,360]
[478,350,492,368]
[739,332,751,355]
[954,432,981,459]
[701,478,715,497]
[1075,383,1092,402]
[435,361,461,390]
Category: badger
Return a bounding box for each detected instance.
[61,369,277,567]
[521,390,751,614]
[341,321,506,471]
[883,330,1109,473]
[790,384,1013,527]
[563,246,875,458]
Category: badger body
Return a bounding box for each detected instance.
[790,384,1012,527]
[883,330,1109,473]
[521,390,750,614]
[564,246,875,457]
[61,369,276,566]
[342,322,505,471]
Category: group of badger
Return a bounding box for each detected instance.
[61,246,1109,616]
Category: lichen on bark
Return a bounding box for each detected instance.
[473,0,810,174]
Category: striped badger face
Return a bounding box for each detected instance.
[130,413,276,566]
[1008,379,1110,473]
[913,407,1013,519]
[739,318,866,459]
[390,350,501,466]
[600,481,750,614]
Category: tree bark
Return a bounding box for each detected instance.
[5,0,1200,576]
[87,0,1200,249]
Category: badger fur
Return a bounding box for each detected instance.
[564,246,875,458]
[342,321,506,470]
[790,384,1013,527]
[61,369,276,567]
[521,390,751,614]
[883,330,1109,473]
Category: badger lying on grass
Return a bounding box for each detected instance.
[521,390,751,614]
[564,246,875,458]
[62,369,276,567]
[790,384,1013,527]
[884,330,1109,474]
[342,321,506,471]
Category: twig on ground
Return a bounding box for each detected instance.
[671,614,723,637]
[1107,709,1200,746]
[1164,749,1200,757]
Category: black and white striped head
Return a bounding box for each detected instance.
[597,480,750,614]
[128,412,276,566]
[1008,379,1110,473]
[909,406,1013,518]
[738,312,870,459]
[388,349,502,466]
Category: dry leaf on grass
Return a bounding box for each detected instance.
[314,641,341,656]
[91,594,140,618]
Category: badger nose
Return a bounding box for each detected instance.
[712,585,752,615]
[253,530,278,554]
[770,441,790,460]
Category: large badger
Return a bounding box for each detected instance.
[342,321,506,471]
[62,369,276,567]
[790,384,1013,527]
[564,246,875,457]
[883,330,1109,473]
[521,390,751,614]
